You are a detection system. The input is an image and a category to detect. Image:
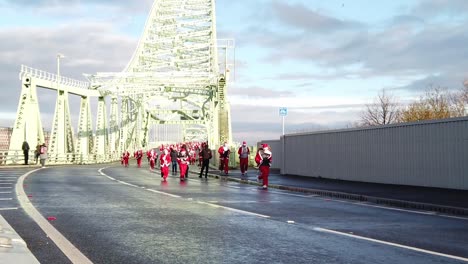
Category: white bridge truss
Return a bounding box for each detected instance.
[7,0,233,164]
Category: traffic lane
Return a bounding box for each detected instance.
[220,169,468,209]
[0,167,35,209]
[2,167,72,264]
[26,167,462,264]
[104,166,468,259]
[1,209,71,264]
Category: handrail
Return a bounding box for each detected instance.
[20,65,90,89]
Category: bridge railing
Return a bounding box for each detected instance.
[0,150,120,166]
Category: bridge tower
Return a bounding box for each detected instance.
[89,0,233,150]
[7,75,45,160]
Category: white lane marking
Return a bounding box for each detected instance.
[0,183,12,185]
[0,187,12,189]
[0,207,18,211]
[116,180,139,188]
[16,169,93,264]
[437,214,468,220]
[352,202,439,215]
[0,198,13,201]
[0,191,12,194]
[212,200,280,204]
[287,220,295,224]
[332,199,468,221]
[248,187,468,221]
[314,227,468,262]
[106,176,116,181]
[196,201,270,218]
[146,189,181,198]
[223,185,241,189]
[261,189,312,198]
[99,167,269,218]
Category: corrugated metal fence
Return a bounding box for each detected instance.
[268,117,468,190]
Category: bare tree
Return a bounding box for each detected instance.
[359,89,400,127]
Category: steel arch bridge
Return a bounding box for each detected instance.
[7,0,233,164]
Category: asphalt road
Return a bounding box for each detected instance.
[4,164,468,263]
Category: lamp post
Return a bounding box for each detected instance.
[57,53,65,88]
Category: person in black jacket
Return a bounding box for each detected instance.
[199,143,212,179]
[22,141,30,165]
[170,147,178,174]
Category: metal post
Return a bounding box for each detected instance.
[282,116,285,136]
[57,53,62,156]
[57,53,64,88]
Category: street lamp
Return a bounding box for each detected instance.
[57,53,65,88]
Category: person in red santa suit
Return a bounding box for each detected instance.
[160,147,171,181]
[135,149,143,168]
[255,144,272,189]
[123,150,130,167]
[148,148,158,171]
[177,145,189,181]
[217,142,230,175]
[146,149,152,164]
[189,147,196,165]
[237,141,250,177]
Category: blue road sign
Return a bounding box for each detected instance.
[279,107,288,116]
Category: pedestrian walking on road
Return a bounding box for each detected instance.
[170,147,178,174]
[149,148,157,171]
[122,151,130,167]
[218,142,230,175]
[255,144,272,189]
[177,146,189,181]
[238,141,250,177]
[135,149,143,168]
[160,147,171,181]
[34,144,41,164]
[39,143,48,168]
[22,141,30,165]
[199,142,212,179]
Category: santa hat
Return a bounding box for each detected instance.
[242,141,246,145]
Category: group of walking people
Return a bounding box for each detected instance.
[217,141,272,189]
[120,140,272,189]
[121,142,201,182]
[21,141,48,168]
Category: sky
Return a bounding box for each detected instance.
[0,0,467,144]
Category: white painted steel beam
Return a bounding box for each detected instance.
[8,0,233,164]
[7,76,45,164]
[76,96,93,163]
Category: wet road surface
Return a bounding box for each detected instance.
[6,165,468,263]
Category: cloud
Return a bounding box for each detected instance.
[0,0,153,11]
[0,22,137,129]
[411,0,468,17]
[231,1,468,93]
[229,86,294,98]
[395,73,468,92]
[270,1,363,33]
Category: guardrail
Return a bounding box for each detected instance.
[0,150,120,166]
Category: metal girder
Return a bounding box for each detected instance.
[94,96,109,160]
[76,96,94,163]
[7,76,45,164]
[49,90,75,162]
[8,0,233,165]
[87,0,231,151]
